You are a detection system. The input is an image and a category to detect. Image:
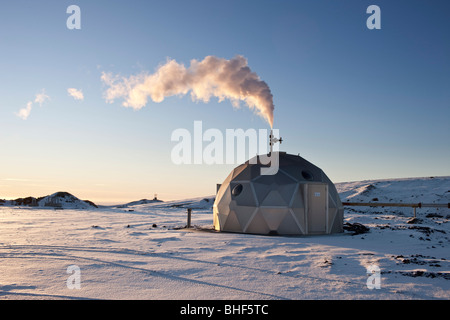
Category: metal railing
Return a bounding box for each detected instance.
[342,202,449,218]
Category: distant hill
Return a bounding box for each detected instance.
[115,198,163,208]
[336,176,450,204]
[1,191,98,209]
[108,196,215,211]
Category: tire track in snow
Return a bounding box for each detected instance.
[0,244,423,299]
[0,244,286,299]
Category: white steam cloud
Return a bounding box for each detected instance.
[101,55,274,127]
[16,90,50,120]
[67,88,84,101]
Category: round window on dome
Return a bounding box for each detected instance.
[232,184,243,197]
[301,170,314,181]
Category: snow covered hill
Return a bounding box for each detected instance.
[337,176,450,208]
[105,196,215,211]
[37,192,98,209]
[1,192,98,209]
[0,176,449,300]
[114,198,163,208]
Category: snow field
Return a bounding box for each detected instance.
[0,177,449,299]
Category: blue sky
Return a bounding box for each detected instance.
[1,1,449,204]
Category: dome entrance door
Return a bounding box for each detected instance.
[306,184,328,234]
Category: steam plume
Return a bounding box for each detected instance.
[101,55,274,127]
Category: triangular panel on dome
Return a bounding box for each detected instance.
[328,193,337,209]
[231,206,258,232]
[277,182,298,205]
[251,180,273,205]
[290,207,306,231]
[217,186,232,217]
[222,210,242,232]
[330,208,344,234]
[274,170,297,185]
[245,210,270,234]
[260,208,289,231]
[290,184,305,208]
[217,212,229,230]
[260,190,289,207]
[279,210,303,234]
[251,173,273,185]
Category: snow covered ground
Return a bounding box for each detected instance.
[0,177,449,300]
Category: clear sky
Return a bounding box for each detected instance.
[1,0,449,204]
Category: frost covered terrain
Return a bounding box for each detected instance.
[0,177,449,300]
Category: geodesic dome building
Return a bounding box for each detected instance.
[213,152,343,235]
